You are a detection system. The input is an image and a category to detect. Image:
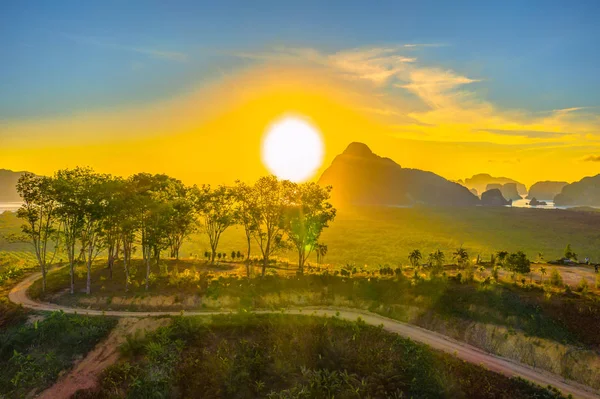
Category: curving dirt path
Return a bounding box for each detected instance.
[10,272,600,399]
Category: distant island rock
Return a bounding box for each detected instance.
[528,197,547,206]
[481,189,511,206]
[0,169,32,202]
[554,174,600,206]
[318,142,480,207]
[463,173,527,197]
[526,181,568,200]
[485,182,522,201]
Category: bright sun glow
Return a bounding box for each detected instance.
[262,116,324,182]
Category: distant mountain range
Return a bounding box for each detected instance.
[318,142,479,207]
[554,175,600,206]
[0,169,31,202]
[459,174,527,197]
[527,181,568,200]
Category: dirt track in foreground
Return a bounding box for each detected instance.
[10,271,600,399]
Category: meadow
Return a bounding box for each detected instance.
[74,313,566,399]
[4,205,600,268]
[179,206,600,267]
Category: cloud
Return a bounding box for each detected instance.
[583,155,600,162]
[481,129,570,138]
[63,34,188,62]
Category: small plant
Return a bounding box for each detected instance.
[576,277,589,294]
[549,268,563,287]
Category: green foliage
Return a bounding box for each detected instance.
[564,244,577,261]
[549,268,563,287]
[576,278,589,294]
[84,314,565,399]
[505,251,531,274]
[0,311,116,397]
[0,251,37,286]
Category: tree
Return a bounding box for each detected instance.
[231,251,236,260]
[79,171,112,295]
[283,182,336,273]
[16,173,59,293]
[54,168,88,294]
[198,185,237,264]
[408,249,422,269]
[453,247,469,267]
[233,180,258,277]
[166,185,198,260]
[496,251,509,266]
[505,251,531,275]
[428,249,445,276]
[131,173,179,291]
[564,244,577,261]
[248,176,288,277]
[539,266,547,283]
[316,243,328,265]
[115,178,139,292]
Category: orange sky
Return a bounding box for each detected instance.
[2,57,599,188]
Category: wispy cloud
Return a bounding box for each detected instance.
[480,129,571,138]
[583,155,600,162]
[63,34,188,62]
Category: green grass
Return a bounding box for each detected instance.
[75,314,566,399]
[179,206,600,268]
[0,311,117,398]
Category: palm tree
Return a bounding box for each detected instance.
[316,243,328,264]
[408,249,422,269]
[453,247,468,267]
[539,266,547,283]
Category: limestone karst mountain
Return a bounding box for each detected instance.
[318,142,479,207]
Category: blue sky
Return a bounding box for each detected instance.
[2,0,600,120]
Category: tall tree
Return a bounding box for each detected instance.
[283,181,336,273]
[116,178,139,292]
[248,176,287,276]
[16,173,59,293]
[79,171,110,295]
[166,185,198,260]
[54,168,88,294]
[233,180,257,277]
[198,185,237,264]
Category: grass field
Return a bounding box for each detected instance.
[4,206,600,269]
[76,314,566,399]
[179,206,600,268]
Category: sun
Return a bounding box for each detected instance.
[261,116,324,182]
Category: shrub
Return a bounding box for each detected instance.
[576,278,589,294]
[549,268,563,287]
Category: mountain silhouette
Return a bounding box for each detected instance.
[463,173,527,196]
[318,142,479,207]
[527,181,568,200]
[554,174,600,206]
[0,169,31,202]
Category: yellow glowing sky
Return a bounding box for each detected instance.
[2,53,600,188]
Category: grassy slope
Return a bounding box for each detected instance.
[180,206,600,268]
[77,314,566,399]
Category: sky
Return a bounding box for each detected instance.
[1,0,600,187]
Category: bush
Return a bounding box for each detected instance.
[549,268,563,287]
[576,278,589,294]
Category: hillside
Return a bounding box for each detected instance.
[0,169,30,202]
[464,173,527,196]
[527,181,569,200]
[554,174,600,206]
[318,142,479,207]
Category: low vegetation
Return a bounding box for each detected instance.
[0,311,116,398]
[75,314,566,399]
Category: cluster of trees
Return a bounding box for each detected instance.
[16,170,336,294]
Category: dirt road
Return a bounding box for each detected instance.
[10,272,600,399]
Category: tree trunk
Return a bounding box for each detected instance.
[211,249,216,265]
[124,250,129,293]
[145,248,151,291]
[86,257,92,295]
[41,264,47,294]
[298,251,304,274]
